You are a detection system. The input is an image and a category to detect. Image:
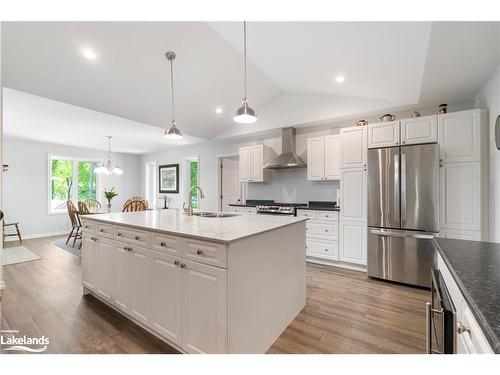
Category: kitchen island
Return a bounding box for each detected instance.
[80,209,307,354]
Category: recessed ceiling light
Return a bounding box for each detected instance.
[215,107,223,114]
[335,75,345,83]
[82,48,97,60]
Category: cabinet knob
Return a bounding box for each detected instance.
[160,242,166,247]
[85,225,89,229]
[135,236,140,240]
[100,229,105,232]
[325,229,328,232]
[196,249,204,255]
[180,263,187,269]
[457,321,471,335]
[117,232,122,237]
[174,260,180,266]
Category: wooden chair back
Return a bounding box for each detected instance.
[123,196,149,210]
[78,201,90,215]
[84,198,102,209]
[67,201,81,227]
[122,200,148,212]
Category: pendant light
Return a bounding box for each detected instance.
[95,136,124,175]
[233,21,257,124]
[164,51,183,139]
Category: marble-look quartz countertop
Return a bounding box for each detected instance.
[433,238,500,353]
[83,209,307,244]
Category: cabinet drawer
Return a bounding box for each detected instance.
[306,240,338,259]
[297,210,317,218]
[151,232,181,256]
[182,238,227,268]
[306,220,338,239]
[81,220,98,233]
[97,223,115,239]
[461,305,493,354]
[315,211,339,221]
[115,225,151,248]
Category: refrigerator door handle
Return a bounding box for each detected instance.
[401,152,407,224]
[370,229,435,240]
[394,153,400,223]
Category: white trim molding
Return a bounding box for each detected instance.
[4,230,68,242]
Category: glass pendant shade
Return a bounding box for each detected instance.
[95,136,123,175]
[233,98,257,123]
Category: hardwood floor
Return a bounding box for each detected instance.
[0,236,429,354]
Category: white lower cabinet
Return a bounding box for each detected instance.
[339,220,367,265]
[182,260,227,354]
[112,244,131,312]
[95,238,114,302]
[129,245,152,325]
[82,235,97,292]
[150,250,183,346]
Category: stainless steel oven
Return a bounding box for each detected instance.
[426,269,456,354]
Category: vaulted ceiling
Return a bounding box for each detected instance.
[2,21,499,153]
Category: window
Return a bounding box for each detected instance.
[190,160,199,209]
[49,156,99,214]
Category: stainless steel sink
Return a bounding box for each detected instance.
[192,212,239,218]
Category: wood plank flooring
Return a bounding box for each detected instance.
[0,236,429,354]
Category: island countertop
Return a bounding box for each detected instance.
[433,238,500,353]
[82,209,307,244]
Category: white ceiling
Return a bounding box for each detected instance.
[2,21,499,153]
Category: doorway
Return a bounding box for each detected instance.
[145,161,157,209]
[218,155,243,211]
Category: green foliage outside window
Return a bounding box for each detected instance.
[51,159,73,201]
[190,161,198,209]
[78,161,98,201]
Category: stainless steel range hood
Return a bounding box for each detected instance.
[264,127,306,169]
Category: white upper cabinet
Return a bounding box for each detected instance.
[307,136,325,180]
[324,135,341,180]
[340,126,367,168]
[239,145,272,182]
[340,167,367,222]
[307,135,340,181]
[438,109,482,163]
[367,121,400,148]
[400,115,437,145]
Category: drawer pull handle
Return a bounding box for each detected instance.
[457,321,471,335]
[196,250,204,255]
[117,232,122,237]
[174,260,180,266]
[135,236,140,240]
[160,242,167,247]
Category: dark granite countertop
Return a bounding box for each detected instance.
[228,203,259,207]
[433,238,500,353]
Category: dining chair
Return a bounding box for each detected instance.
[3,219,22,243]
[123,196,149,211]
[84,198,102,209]
[66,201,82,248]
[78,201,90,215]
[122,200,148,212]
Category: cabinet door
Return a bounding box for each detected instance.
[340,127,367,168]
[439,229,481,241]
[400,115,437,145]
[250,145,263,182]
[367,121,400,148]
[182,260,227,354]
[324,135,340,180]
[440,162,480,231]
[340,168,367,222]
[95,237,114,302]
[129,245,151,325]
[307,136,325,180]
[112,244,131,312]
[339,221,367,265]
[82,236,97,292]
[150,251,183,346]
[438,110,480,163]
[239,147,251,182]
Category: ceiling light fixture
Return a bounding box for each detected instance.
[164,51,183,139]
[233,21,257,124]
[215,107,223,114]
[95,136,123,175]
[335,75,345,83]
[82,48,97,60]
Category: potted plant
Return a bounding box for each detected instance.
[104,187,118,209]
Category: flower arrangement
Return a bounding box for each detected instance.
[104,187,118,209]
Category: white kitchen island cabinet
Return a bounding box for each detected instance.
[81,209,306,354]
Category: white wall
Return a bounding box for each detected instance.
[2,137,141,237]
[476,65,500,242]
[141,99,474,210]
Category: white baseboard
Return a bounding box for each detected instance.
[4,230,68,242]
[306,257,367,272]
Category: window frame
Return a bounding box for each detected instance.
[47,154,102,215]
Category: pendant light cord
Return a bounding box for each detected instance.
[243,21,247,100]
[170,58,175,123]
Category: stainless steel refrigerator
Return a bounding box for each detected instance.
[367,143,439,288]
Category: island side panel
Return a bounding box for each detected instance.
[227,221,306,354]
